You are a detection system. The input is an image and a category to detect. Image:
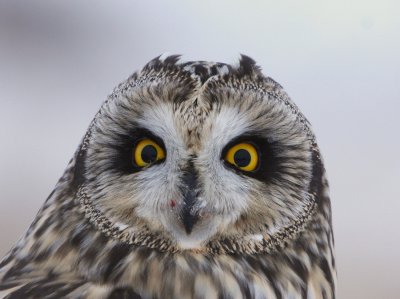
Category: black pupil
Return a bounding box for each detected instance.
[141,145,158,163]
[234,149,251,167]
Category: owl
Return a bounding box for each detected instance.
[0,55,336,299]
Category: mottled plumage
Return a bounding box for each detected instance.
[0,55,336,298]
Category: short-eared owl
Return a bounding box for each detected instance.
[0,55,336,299]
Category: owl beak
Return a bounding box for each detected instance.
[181,198,199,235]
[180,162,200,235]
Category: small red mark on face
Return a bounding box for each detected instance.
[169,200,176,208]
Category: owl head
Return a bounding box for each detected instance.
[74,55,322,254]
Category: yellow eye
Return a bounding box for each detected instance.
[133,138,165,167]
[225,142,259,172]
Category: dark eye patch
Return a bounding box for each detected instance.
[221,134,276,182]
[109,127,166,174]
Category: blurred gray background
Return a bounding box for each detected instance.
[0,0,399,298]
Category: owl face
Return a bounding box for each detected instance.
[77,56,316,251]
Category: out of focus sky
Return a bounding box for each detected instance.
[0,1,399,298]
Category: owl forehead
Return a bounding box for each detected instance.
[131,81,259,153]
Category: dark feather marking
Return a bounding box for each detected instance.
[102,243,132,281]
[2,257,31,281]
[322,288,333,299]
[319,258,335,294]
[70,227,88,247]
[108,287,142,299]
[237,54,261,78]
[163,55,181,65]
[33,248,52,262]
[263,270,283,299]
[4,280,84,299]
[0,281,20,291]
[82,233,109,264]
[0,249,17,269]
[219,292,234,299]
[193,65,209,84]
[285,256,309,297]
[247,255,283,299]
[237,275,252,299]
[286,257,309,280]
[135,248,152,287]
[44,189,56,204]
[33,216,53,238]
